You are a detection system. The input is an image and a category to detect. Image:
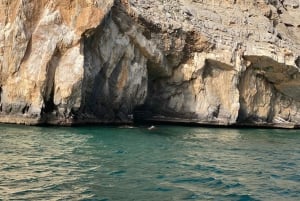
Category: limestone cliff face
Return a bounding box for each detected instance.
[0,0,300,127]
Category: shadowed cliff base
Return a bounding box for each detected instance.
[0,0,300,128]
[132,108,297,129]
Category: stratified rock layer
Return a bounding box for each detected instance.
[0,0,300,127]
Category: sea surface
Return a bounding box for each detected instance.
[0,124,299,201]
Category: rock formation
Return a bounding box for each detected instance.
[0,0,300,127]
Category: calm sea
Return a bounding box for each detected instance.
[0,124,299,200]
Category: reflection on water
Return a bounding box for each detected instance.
[0,124,300,200]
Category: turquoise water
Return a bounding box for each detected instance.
[0,125,299,201]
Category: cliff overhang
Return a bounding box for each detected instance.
[0,0,300,128]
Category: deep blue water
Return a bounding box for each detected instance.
[0,124,299,201]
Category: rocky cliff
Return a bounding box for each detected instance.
[0,0,300,127]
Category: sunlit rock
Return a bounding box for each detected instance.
[0,0,299,127]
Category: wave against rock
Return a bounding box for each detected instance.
[0,0,300,127]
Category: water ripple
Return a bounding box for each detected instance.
[0,125,299,200]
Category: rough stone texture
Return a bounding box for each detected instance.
[0,0,300,127]
[0,0,114,124]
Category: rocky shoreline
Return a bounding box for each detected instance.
[0,0,300,128]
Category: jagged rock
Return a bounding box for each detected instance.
[0,0,299,127]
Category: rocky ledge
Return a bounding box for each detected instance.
[0,0,300,127]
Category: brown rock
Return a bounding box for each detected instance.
[0,0,299,128]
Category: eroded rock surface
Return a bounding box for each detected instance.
[0,0,300,127]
